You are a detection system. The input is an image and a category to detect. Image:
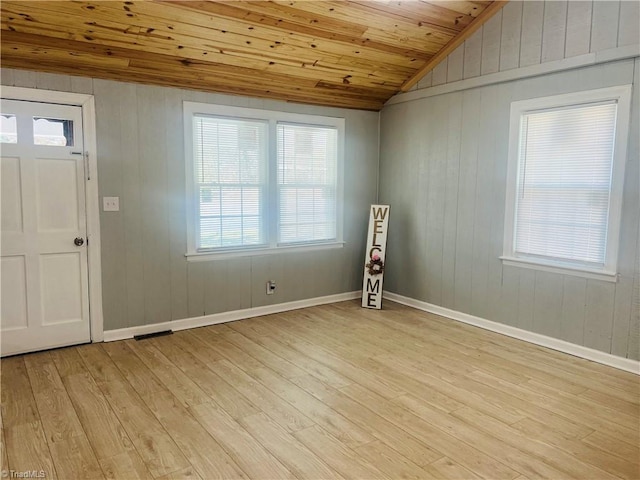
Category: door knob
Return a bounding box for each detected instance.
[74,237,85,246]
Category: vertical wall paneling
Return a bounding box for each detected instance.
[416,71,433,90]
[480,10,503,75]
[559,276,587,345]
[499,1,524,71]
[414,1,634,94]
[612,278,635,357]
[344,108,379,295]
[137,86,172,325]
[618,0,640,47]
[280,253,303,303]
[379,103,406,296]
[432,57,448,86]
[453,89,481,312]
[532,272,564,339]
[93,80,128,330]
[541,1,568,63]
[470,86,499,319]
[423,94,447,305]
[165,89,189,321]
[187,262,207,318]
[233,258,253,310]
[250,256,276,308]
[412,101,432,301]
[496,265,519,327]
[447,45,464,83]
[205,260,228,314]
[463,28,483,79]
[590,1,621,52]
[119,83,145,328]
[565,1,593,58]
[584,281,616,352]
[440,94,463,309]
[485,82,513,326]
[70,76,93,95]
[519,1,545,67]
[380,58,639,359]
[1,68,15,86]
[11,70,36,88]
[398,103,423,299]
[517,269,536,332]
[35,72,71,92]
[377,108,395,293]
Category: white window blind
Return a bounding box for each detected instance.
[193,115,267,250]
[514,101,618,267]
[277,123,338,244]
[185,102,344,258]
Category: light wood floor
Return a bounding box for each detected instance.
[1,300,639,480]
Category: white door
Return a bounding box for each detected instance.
[1,99,90,356]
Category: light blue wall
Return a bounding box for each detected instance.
[379,57,639,359]
[1,68,380,331]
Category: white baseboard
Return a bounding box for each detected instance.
[103,291,360,342]
[384,292,640,375]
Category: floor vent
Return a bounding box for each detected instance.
[133,330,173,341]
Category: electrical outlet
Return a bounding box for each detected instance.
[103,196,120,212]
[266,280,276,295]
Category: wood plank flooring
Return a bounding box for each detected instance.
[1,300,638,479]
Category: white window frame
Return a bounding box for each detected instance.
[501,85,632,282]
[184,102,345,261]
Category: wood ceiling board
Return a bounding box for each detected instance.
[1,31,392,99]
[350,1,476,30]
[113,1,435,68]
[267,1,457,49]
[217,0,370,36]
[213,0,459,39]
[207,0,452,58]
[1,33,388,109]
[2,2,418,85]
[2,2,420,70]
[0,0,505,110]
[0,54,386,111]
[3,32,404,99]
[1,13,409,90]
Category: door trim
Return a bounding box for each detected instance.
[2,86,104,342]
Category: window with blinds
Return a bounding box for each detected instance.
[185,103,344,257]
[503,86,631,280]
[193,115,268,250]
[277,123,338,244]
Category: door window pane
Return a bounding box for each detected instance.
[33,117,74,146]
[1,114,17,143]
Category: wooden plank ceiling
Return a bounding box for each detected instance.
[1,1,505,110]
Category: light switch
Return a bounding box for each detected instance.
[103,196,120,212]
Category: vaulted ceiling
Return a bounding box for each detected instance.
[1,1,505,110]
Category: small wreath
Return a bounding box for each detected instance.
[366,255,384,276]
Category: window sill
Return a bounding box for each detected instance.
[500,256,618,282]
[186,241,345,262]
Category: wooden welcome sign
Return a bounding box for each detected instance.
[362,205,390,309]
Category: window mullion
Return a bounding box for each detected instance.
[268,118,278,248]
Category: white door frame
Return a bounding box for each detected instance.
[2,86,104,342]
